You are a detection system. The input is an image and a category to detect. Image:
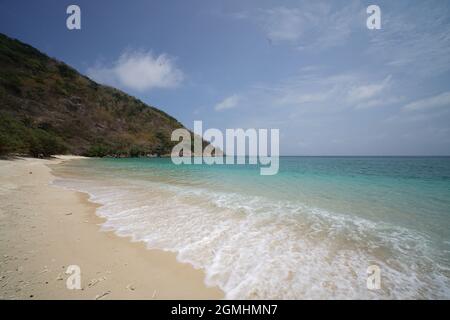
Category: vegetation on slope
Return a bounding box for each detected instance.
[0,33,197,157]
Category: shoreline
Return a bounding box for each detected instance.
[0,156,224,299]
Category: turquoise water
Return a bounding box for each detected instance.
[52,156,450,299]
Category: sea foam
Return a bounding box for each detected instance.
[53,175,450,299]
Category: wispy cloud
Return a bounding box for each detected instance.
[238,1,362,51]
[87,50,184,92]
[403,91,450,112]
[260,7,306,43]
[354,96,404,110]
[367,2,450,76]
[347,75,391,103]
[262,72,395,112]
[385,109,450,124]
[214,94,240,111]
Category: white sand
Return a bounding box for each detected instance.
[0,156,223,299]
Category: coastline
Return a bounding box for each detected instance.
[0,156,223,299]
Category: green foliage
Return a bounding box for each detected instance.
[0,132,11,155]
[153,131,173,156]
[28,129,67,157]
[0,113,28,155]
[88,79,99,91]
[0,113,67,157]
[84,144,148,158]
[84,144,111,157]
[57,63,77,79]
[0,71,22,96]
[129,145,145,157]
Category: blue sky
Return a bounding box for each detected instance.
[1,0,450,155]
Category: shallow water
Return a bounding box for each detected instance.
[51,156,450,299]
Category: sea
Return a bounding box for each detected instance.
[51,156,450,299]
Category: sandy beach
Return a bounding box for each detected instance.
[0,156,223,300]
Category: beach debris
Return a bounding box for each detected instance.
[88,279,100,288]
[39,267,49,274]
[126,284,135,291]
[87,276,107,288]
[56,273,64,281]
[286,270,294,281]
[95,290,111,300]
[16,266,24,273]
[65,212,72,216]
[152,290,157,299]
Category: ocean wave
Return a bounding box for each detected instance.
[52,176,450,299]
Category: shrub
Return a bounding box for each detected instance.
[57,63,77,79]
[0,132,10,155]
[84,144,110,157]
[129,145,145,157]
[27,129,67,157]
[0,113,27,154]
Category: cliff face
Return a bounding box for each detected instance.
[0,33,188,157]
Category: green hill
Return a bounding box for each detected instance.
[0,33,198,158]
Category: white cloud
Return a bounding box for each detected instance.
[87,50,184,91]
[403,91,450,112]
[214,94,240,111]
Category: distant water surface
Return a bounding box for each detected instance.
[51,156,450,299]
